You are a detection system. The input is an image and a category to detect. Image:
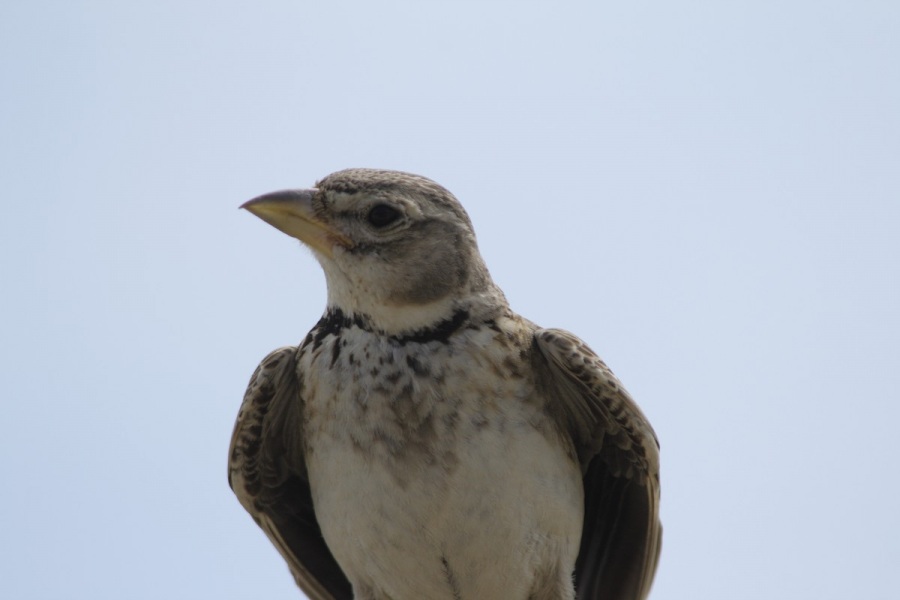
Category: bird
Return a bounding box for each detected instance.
[228,168,661,600]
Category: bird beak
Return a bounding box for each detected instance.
[240,189,352,258]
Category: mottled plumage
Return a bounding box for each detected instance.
[229,169,661,600]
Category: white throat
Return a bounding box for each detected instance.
[332,293,458,335]
[319,257,460,335]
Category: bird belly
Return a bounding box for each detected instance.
[302,337,583,599]
[307,425,583,600]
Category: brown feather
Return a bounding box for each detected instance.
[534,329,662,600]
[228,347,353,600]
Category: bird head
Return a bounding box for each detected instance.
[242,169,501,334]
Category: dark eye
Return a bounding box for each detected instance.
[366,204,401,228]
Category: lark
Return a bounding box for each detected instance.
[229,169,661,600]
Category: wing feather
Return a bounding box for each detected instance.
[534,329,662,600]
[228,346,353,600]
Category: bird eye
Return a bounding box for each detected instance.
[366,204,401,229]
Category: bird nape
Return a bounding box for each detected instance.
[229,168,661,600]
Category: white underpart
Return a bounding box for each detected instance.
[300,321,583,600]
[317,248,459,334]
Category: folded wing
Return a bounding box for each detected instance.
[228,347,353,600]
[534,329,662,600]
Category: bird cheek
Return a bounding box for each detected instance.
[388,253,461,305]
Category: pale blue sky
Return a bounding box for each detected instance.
[2,1,898,599]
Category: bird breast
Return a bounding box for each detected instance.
[297,321,584,599]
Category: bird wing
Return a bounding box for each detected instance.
[228,346,353,600]
[534,329,662,600]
